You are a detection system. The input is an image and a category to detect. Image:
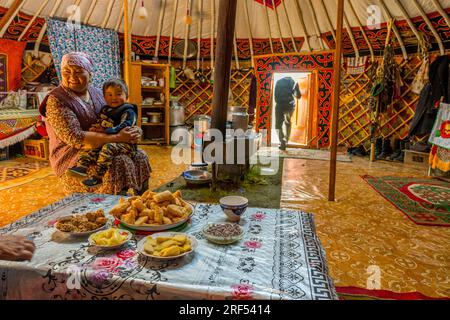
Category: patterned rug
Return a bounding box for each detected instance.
[0,158,50,183]
[337,287,450,300]
[257,147,352,162]
[363,175,450,227]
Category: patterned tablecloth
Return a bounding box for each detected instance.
[0,194,337,300]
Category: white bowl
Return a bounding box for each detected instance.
[219,196,249,222]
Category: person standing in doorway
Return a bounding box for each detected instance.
[275,77,302,150]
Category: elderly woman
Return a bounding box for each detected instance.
[40,52,151,194]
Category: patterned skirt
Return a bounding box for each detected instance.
[60,149,151,195]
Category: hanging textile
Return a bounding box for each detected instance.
[0,39,27,92]
[46,19,121,88]
[429,103,450,149]
[345,56,369,75]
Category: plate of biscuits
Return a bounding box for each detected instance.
[109,190,194,232]
[55,209,109,237]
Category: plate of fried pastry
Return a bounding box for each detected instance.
[55,209,108,236]
[109,190,195,232]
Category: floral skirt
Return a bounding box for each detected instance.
[60,149,151,195]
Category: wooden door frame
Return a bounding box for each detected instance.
[269,69,319,149]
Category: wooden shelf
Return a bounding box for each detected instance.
[142,86,164,91]
[142,123,165,126]
[142,105,165,109]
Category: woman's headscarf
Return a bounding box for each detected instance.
[61,52,94,74]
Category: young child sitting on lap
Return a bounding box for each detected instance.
[70,78,138,187]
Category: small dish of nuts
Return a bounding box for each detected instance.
[202,223,244,245]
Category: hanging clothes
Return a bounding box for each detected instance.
[409,55,450,138]
[46,19,121,88]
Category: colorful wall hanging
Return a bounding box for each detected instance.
[0,39,27,92]
[46,18,121,88]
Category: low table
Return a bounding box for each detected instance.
[0,193,337,300]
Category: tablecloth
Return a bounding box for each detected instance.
[0,193,337,300]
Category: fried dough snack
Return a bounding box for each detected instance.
[110,190,193,226]
[144,234,192,257]
[57,209,107,233]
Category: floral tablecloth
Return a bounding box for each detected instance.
[0,194,337,300]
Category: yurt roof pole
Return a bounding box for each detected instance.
[0,0,25,37]
[196,0,203,70]
[210,0,215,69]
[18,0,49,41]
[378,0,408,60]
[102,0,116,28]
[153,0,167,59]
[182,0,192,70]
[319,0,336,42]
[393,0,424,47]
[306,0,326,50]
[343,12,359,58]
[328,0,344,202]
[123,0,132,87]
[412,0,445,55]
[168,0,179,64]
[281,0,298,52]
[263,0,274,54]
[293,0,311,52]
[84,0,98,24]
[233,31,240,70]
[432,0,450,30]
[273,3,286,53]
[348,0,374,62]
[34,0,62,54]
[244,0,255,66]
[211,0,238,135]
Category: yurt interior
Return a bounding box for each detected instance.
[0,0,449,301]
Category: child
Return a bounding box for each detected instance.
[69,78,138,187]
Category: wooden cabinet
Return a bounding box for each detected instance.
[128,62,170,145]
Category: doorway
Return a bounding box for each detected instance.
[271,72,313,148]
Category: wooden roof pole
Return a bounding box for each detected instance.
[153,0,167,59]
[273,2,286,53]
[281,0,298,52]
[412,0,445,55]
[293,0,311,52]
[84,0,98,24]
[263,0,274,54]
[210,0,215,69]
[233,31,240,70]
[319,0,336,42]
[378,0,408,60]
[115,5,124,31]
[18,0,49,41]
[343,11,359,58]
[328,0,344,202]
[243,0,255,67]
[0,0,26,37]
[102,0,115,28]
[211,0,238,135]
[168,0,179,64]
[393,0,424,47]
[196,0,203,69]
[123,0,132,87]
[34,0,62,54]
[348,0,374,62]
[431,0,450,30]
[182,0,193,70]
[306,0,326,50]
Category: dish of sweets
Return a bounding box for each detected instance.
[55,209,108,236]
[89,228,133,249]
[110,190,194,231]
[202,223,244,244]
[137,232,198,260]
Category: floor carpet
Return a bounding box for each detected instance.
[257,147,352,162]
[363,175,450,227]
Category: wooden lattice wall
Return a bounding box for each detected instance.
[170,55,425,149]
[338,55,424,150]
[171,67,254,122]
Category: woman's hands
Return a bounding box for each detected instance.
[116,126,142,144]
[0,235,36,261]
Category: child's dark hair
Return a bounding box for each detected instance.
[103,78,129,98]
